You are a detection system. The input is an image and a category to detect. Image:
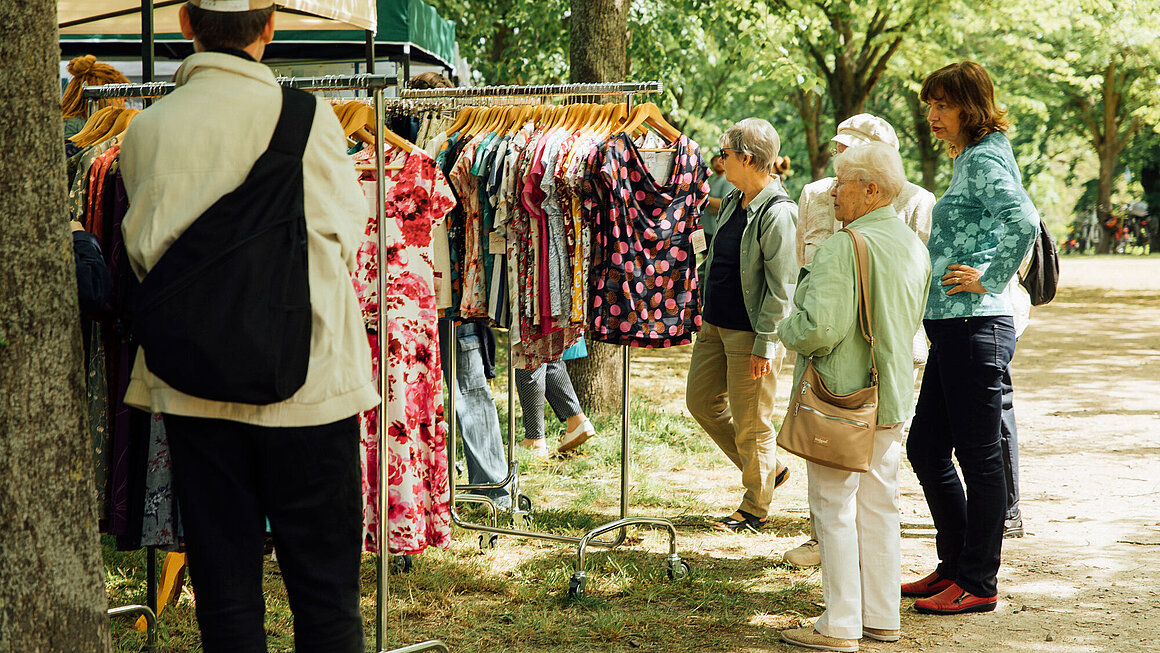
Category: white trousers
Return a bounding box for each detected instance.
[809,423,904,640]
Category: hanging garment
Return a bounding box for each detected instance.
[353,145,455,555]
[583,133,710,348]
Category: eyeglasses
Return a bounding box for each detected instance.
[718,147,735,160]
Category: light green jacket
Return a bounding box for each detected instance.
[776,206,931,425]
[701,177,798,359]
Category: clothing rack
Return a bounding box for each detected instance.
[426,81,689,599]
[80,73,399,100]
[81,72,435,653]
[399,81,664,99]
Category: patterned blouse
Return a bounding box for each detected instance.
[925,131,1039,320]
[582,134,710,348]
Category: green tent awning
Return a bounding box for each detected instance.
[60,0,457,69]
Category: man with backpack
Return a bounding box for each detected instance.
[120,1,377,651]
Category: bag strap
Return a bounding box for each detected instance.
[841,228,878,386]
[267,87,317,159]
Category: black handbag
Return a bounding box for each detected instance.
[1019,225,1059,306]
[132,87,316,405]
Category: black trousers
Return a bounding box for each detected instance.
[1000,363,1021,521]
[164,414,365,653]
[906,316,1016,598]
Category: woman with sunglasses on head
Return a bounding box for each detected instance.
[686,118,797,533]
[903,61,1039,615]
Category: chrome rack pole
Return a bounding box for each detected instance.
[373,84,390,653]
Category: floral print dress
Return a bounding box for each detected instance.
[352,145,456,555]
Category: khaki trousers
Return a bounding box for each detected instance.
[686,322,781,519]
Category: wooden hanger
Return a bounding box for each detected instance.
[617,102,681,150]
[82,107,130,148]
[73,107,122,148]
[70,106,117,145]
[107,108,140,143]
[444,106,475,136]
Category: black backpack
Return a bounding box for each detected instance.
[1019,224,1059,306]
[132,87,316,405]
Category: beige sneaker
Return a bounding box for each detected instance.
[862,627,900,642]
[557,418,594,453]
[781,626,858,652]
[518,438,550,459]
[783,538,821,567]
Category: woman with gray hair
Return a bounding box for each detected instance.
[686,118,797,533]
[777,142,931,652]
[784,113,936,569]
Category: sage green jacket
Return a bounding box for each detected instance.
[777,206,931,425]
[700,177,798,359]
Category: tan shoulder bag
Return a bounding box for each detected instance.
[776,228,878,473]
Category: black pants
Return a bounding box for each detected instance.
[1000,363,1021,521]
[164,414,365,653]
[907,316,1016,598]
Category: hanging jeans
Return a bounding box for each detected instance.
[163,414,365,653]
[907,316,1017,598]
[438,319,510,508]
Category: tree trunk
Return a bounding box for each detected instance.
[1095,146,1117,254]
[567,0,631,413]
[1141,163,1160,253]
[907,89,940,191]
[793,89,829,181]
[0,1,113,651]
[569,0,631,83]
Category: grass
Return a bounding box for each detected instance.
[106,343,821,652]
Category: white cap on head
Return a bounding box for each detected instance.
[832,113,900,151]
[188,0,274,11]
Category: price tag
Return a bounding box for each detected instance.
[691,228,708,254]
[488,231,506,255]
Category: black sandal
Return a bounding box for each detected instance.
[714,508,767,533]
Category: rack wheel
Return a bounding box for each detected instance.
[391,555,413,574]
[667,560,691,580]
[479,533,499,552]
[567,573,586,599]
[517,493,533,512]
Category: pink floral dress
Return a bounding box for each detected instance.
[352,145,456,555]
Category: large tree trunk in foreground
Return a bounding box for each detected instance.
[0,1,112,651]
[566,0,630,413]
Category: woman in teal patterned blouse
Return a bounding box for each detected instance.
[902,61,1039,616]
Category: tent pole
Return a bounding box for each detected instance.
[365,30,375,75]
[141,0,155,83]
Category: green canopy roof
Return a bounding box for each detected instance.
[60,0,457,69]
[273,0,456,66]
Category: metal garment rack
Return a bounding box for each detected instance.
[421,80,688,599]
[81,72,440,653]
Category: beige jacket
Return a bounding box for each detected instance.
[796,177,935,267]
[120,52,379,427]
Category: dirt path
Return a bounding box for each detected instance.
[626,256,1160,652]
[889,256,1160,652]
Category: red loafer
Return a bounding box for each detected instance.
[901,571,954,598]
[913,583,997,615]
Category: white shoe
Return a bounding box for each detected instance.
[783,538,821,567]
[558,418,594,453]
[518,438,549,459]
